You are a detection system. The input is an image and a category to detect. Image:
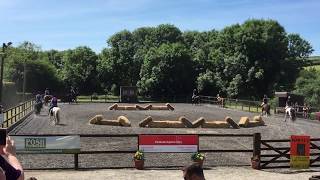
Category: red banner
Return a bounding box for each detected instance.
[139,135,198,145]
[139,135,198,152]
[290,135,310,156]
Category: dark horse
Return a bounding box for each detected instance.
[67,92,78,104]
[261,104,271,117]
[34,102,43,115]
[191,95,200,105]
[43,95,52,106]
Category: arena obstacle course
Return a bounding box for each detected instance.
[89,115,131,126]
[239,116,264,127]
[192,116,240,129]
[108,103,174,111]
[139,116,193,128]
[139,116,240,129]
[89,114,264,128]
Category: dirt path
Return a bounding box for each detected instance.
[25,167,320,180]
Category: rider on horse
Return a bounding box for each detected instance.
[35,91,43,114]
[261,94,268,106]
[191,88,200,105]
[286,96,292,107]
[261,94,270,115]
[44,88,50,96]
[36,91,42,104]
[48,95,58,116]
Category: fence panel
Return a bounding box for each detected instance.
[1,99,34,128]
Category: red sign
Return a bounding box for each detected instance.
[139,135,198,152]
[290,135,310,156]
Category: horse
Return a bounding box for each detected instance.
[49,107,61,125]
[191,95,200,105]
[43,95,52,106]
[284,106,296,122]
[67,92,78,104]
[261,104,270,117]
[217,97,225,107]
[34,102,43,115]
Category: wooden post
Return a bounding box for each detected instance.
[74,153,79,170]
[253,133,261,169]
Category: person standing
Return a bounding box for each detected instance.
[182,163,206,180]
[0,135,24,180]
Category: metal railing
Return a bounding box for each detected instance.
[1,99,34,128]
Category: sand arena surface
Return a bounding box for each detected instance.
[9,103,320,169]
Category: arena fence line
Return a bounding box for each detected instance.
[253,133,320,169]
[11,133,253,170]
[1,99,34,128]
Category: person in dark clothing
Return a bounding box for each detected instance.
[48,95,58,116]
[34,92,43,114]
[262,94,268,105]
[182,163,205,180]
[44,88,50,96]
[35,92,42,104]
[0,135,24,180]
[192,89,200,105]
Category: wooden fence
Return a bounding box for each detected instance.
[12,133,254,170]
[1,99,34,128]
[253,133,320,169]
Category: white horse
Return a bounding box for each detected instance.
[284,106,296,122]
[49,107,61,125]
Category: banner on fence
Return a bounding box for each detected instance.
[11,135,80,154]
[290,135,310,169]
[139,134,198,152]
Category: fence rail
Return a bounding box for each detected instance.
[1,99,34,128]
[253,133,320,169]
[12,133,254,170]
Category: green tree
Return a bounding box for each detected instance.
[61,46,98,94]
[294,68,320,107]
[5,41,61,92]
[138,43,196,97]
[287,33,314,60]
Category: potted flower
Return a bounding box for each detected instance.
[134,150,145,170]
[191,152,205,167]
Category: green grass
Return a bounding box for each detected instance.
[304,65,320,71]
[225,103,260,113]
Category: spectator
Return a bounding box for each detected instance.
[27,177,37,180]
[0,136,24,180]
[303,103,310,119]
[182,163,205,180]
[294,102,299,112]
[0,167,5,180]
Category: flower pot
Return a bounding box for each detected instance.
[193,159,204,167]
[134,159,144,170]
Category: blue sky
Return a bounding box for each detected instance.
[0,0,319,55]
